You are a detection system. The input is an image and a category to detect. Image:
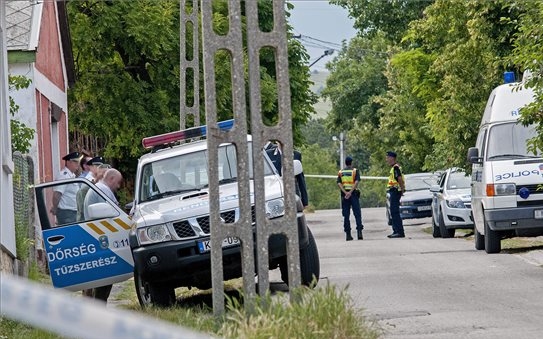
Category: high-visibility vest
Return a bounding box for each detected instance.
[387,164,402,190]
[338,168,357,191]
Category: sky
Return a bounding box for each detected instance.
[288,0,357,71]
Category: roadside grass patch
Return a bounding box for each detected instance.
[117,279,382,338]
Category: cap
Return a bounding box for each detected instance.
[386,151,397,158]
[62,151,81,162]
[345,156,353,165]
[87,156,106,166]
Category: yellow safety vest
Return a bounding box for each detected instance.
[387,164,402,190]
[339,168,357,191]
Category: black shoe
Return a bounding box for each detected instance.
[346,233,353,241]
[388,233,405,238]
[357,230,363,240]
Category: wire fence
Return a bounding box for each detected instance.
[12,151,37,273]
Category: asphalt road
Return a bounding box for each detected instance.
[305,208,543,339]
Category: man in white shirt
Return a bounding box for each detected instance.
[51,152,82,225]
[83,168,123,220]
[82,167,123,302]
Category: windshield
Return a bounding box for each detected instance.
[486,122,542,160]
[405,174,433,191]
[139,143,274,202]
[446,171,471,190]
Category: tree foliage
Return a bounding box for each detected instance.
[509,0,543,153]
[67,0,316,176]
[323,0,530,177]
[9,75,34,154]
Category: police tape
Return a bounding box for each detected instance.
[0,273,215,339]
[305,174,388,180]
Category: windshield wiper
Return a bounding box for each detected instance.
[488,154,537,160]
[146,187,201,201]
[219,177,237,184]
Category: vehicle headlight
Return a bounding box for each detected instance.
[266,198,285,218]
[137,224,172,245]
[486,183,516,196]
[446,199,466,209]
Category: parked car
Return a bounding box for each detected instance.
[386,172,438,225]
[430,168,474,238]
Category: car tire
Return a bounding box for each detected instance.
[280,228,320,287]
[484,215,501,254]
[474,225,484,250]
[135,269,175,308]
[432,214,441,238]
[439,211,455,238]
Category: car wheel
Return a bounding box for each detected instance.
[484,215,501,254]
[439,211,455,238]
[432,214,441,238]
[280,228,320,287]
[474,225,484,250]
[134,269,175,308]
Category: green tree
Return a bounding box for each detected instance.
[402,0,524,170]
[330,0,433,43]
[67,0,316,176]
[9,75,34,154]
[509,0,543,153]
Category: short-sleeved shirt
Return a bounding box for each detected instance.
[53,167,78,210]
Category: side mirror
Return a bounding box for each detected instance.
[429,184,441,193]
[124,201,134,215]
[87,202,119,219]
[467,147,482,164]
[293,159,303,176]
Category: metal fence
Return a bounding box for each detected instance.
[12,151,37,271]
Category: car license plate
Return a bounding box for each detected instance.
[535,210,543,219]
[417,205,431,211]
[198,236,240,253]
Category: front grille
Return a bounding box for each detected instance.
[408,199,432,207]
[176,207,257,237]
[516,184,543,195]
[517,200,543,207]
[173,220,196,238]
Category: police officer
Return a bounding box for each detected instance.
[337,156,363,241]
[266,142,309,208]
[51,151,81,225]
[76,156,108,221]
[78,154,93,180]
[386,151,406,238]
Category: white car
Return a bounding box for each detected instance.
[430,168,474,238]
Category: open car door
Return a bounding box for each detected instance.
[35,178,134,291]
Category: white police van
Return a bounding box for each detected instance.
[467,72,543,253]
[129,121,319,307]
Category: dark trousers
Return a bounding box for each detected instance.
[389,189,404,235]
[56,208,77,225]
[341,192,363,233]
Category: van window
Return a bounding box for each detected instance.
[476,128,487,159]
[486,123,541,160]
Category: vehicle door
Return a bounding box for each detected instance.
[35,178,134,292]
[432,172,447,218]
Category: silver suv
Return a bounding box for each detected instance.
[130,128,320,307]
